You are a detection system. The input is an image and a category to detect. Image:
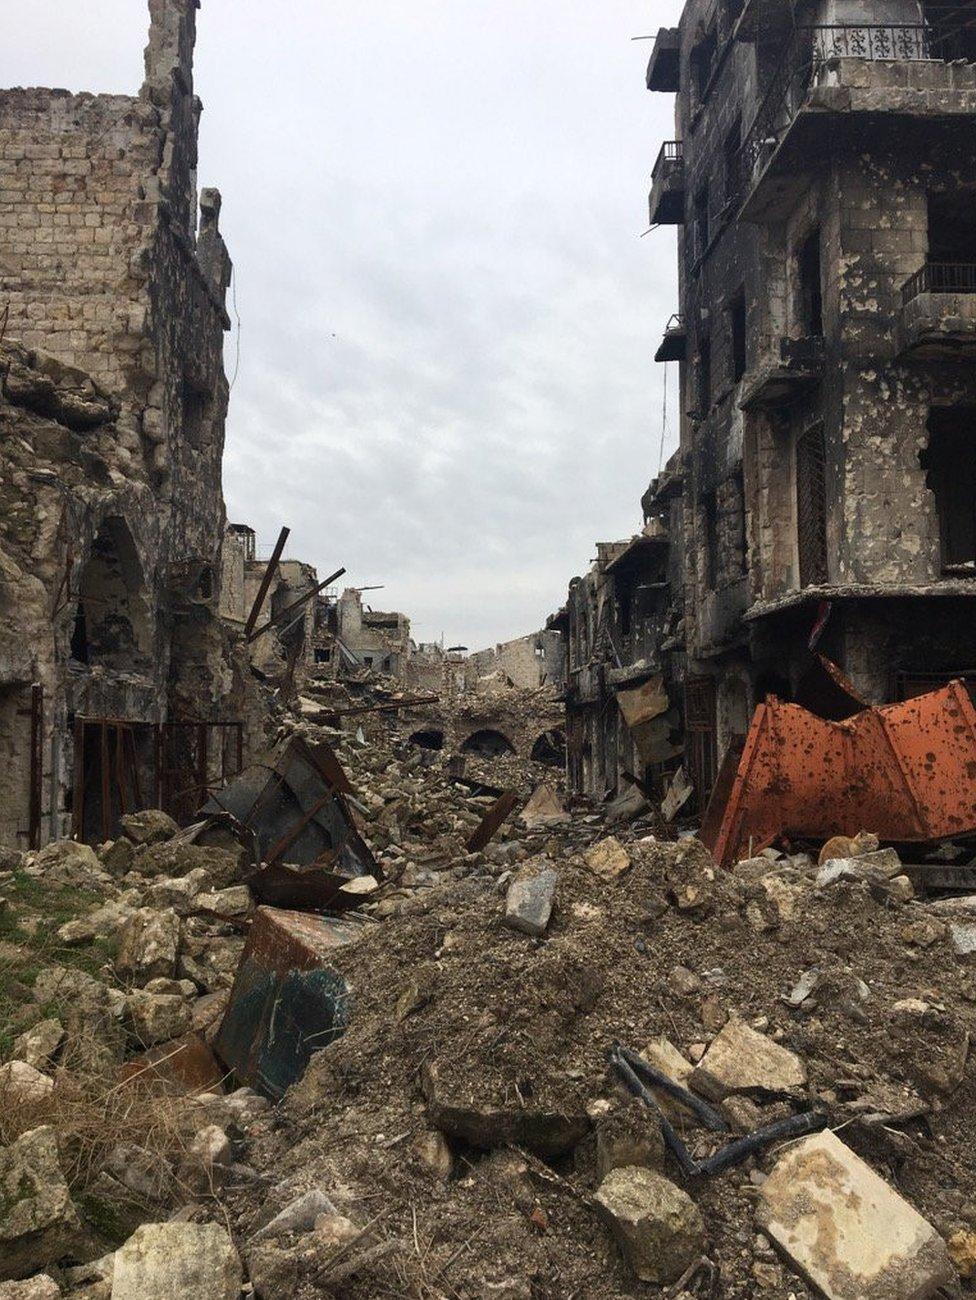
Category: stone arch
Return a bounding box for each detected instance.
[531,728,566,767]
[460,728,515,757]
[408,729,445,751]
[69,515,151,669]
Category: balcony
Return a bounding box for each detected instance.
[648,141,684,226]
[900,262,976,358]
[655,315,686,364]
[646,28,680,93]
[738,336,825,412]
[732,25,976,222]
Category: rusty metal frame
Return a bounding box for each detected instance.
[243,525,290,639]
[248,567,346,644]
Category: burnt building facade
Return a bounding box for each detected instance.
[0,0,235,847]
[643,0,976,809]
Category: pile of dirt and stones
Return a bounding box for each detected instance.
[3,720,976,1298]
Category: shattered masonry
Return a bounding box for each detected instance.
[0,0,234,847]
[560,0,976,815]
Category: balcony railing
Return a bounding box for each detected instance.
[903,261,976,305]
[732,24,932,209]
[652,139,684,180]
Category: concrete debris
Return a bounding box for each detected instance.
[0,1280,61,1300]
[503,858,557,937]
[519,782,570,829]
[690,1017,807,1101]
[759,1130,954,1300]
[584,836,632,880]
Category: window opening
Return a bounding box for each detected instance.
[798,228,823,336]
[796,422,829,586]
[920,407,976,571]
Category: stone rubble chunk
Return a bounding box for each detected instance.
[639,1037,694,1122]
[194,885,251,916]
[180,1124,234,1194]
[594,1165,705,1284]
[519,783,570,829]
[0,1060,55,1104]
[115,908,180,982]
[690,1018,806,1101]
[124,989,193,1047]
[12,1018,64,1070]
[758,1129,954,1300]
[26,840,112,889]
[584,836,632,880]
[251,1187,339,1241]
[949,921,976,956]
[103,1144,174,1203]
[0,1278,62,1299]
[0,1125,82,1282]
[110,1221,242,1299]
[503,859,557,937]
[57,900,134,946]
[119,809,179,845]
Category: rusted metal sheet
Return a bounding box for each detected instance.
[466,789,519,852]
[120,1031,225,1095]
[214,907,360,1098]
[203,735,377,897]
[706,680,976,868]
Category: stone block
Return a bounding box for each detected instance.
[503,860,557,937]
[0,1125,82,1281]
[594,1166,704,1284]
[111,1222,242,1299]
[584,837,632,880]
[115,908,180,983]
[690,1018,806,1101]
[758,1130,954,1300]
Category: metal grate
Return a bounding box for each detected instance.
[902,261,976,304]
[796,423,829,588]
[685,676,718,806]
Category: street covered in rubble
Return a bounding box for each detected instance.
[7,0,976,1298]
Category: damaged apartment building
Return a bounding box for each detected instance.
[610,0,976,813]
[0,0,237,847]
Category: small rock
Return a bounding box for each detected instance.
[0,1061,54,1104]
[11,1019,64,1070]
[503,859,557,937]
[594,1166,705,1284]
[194,886,251,916]
[758,1129,954,1300]
[119,809,179,845]
[125,990,193,1047]
[313,1213,360,1253]
[111,1221,242,1299]
[414,1129,453,1179]
[690,1018,806,1101]
[251,1188,339,1241]
[103,1144,174,1203]
[584,837,632,881]
[29,840,110,889]
[887,875,915,904]
[100,838,135,875]
[948,1228,976,1279]
[180,1125,233,1194]
[0,1278,61,1299]
[668,965,702,998]
[949,921,976,957]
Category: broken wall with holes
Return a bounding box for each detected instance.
[464,631,566,691]
[0,0,236,847]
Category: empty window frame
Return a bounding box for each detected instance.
[685,675,718,806]
[797,228,824,337]
[920,407,976,570]
[927,190,976,264]
[728,289,747,382]
[796,422,829,587]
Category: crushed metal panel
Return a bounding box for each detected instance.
[466,789,519,852]
[706,681,976,867]
[214,906,359,1099]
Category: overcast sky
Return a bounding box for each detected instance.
[2,0,682,650]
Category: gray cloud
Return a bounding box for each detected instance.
[2,0,684,649]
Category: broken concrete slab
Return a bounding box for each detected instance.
[503,858,557,937]
[594,1166,705,1284]
[690,1018,806,1101]
[758,1129,954,1300]
[584,836,632,881]
[111,1221,242,1300]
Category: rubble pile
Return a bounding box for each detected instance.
[2,732,976,1298]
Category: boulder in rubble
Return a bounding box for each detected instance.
[758,1129,953,1300]
[0,1125,82,1281]
[584,837,632,881]
[100,837,135,876]
[115,908,180,983]
[119,809,179,845]
[111,1222,242,1300]
[124,989,193,1047]
[0,1061,54,1104]
[596,1098,666,1180]
[179,1124,233,1194]
[194,885,251,916]
[690,1018,806,1101]
[57,900,134,946]
[130,842,241,889]
[504,859,557,937]
[594,1166,704,1284]
[144,870,211,914]
[0,1278,61,1299]
[32,968,126,1074]
[251,1187,339,1242]
[28,840,111,889]
[422,1058,588,1158]
[12,1018,64,1071]
[103,1144,175,1204]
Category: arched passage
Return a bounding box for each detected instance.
[408,729,445,751]
[460,728,516,758]
[69,516,150,669]
[531,728,566,767]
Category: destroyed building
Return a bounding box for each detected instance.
[636,0,976,811]
[0,0,235,847]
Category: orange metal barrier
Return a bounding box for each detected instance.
[705,679,976,867]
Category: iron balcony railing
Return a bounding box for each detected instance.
[903,261,976,304]
[733,24,932,208]
[652,139,683,181]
